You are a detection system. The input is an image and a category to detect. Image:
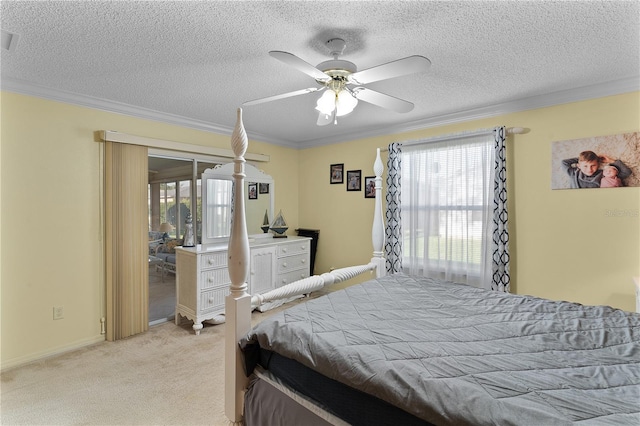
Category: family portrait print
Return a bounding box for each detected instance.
[248,183,258,199]
[551,132,639,190]
[347,170,362,191]
[364,176,376,198]
[330,163,344,184]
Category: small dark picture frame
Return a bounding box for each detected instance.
[346,170,362,191]
[248,183,257,199]
[259,183,269,194]
[330,163,344,184]
[364,176,376,198]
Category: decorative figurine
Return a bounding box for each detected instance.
[261,210,270,233]
[183,212,195,247]
[269,210,288,238]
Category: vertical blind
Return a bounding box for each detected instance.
[104,142,149,340]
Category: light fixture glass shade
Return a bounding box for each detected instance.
[315,90,337,115]
[336,90,358,116]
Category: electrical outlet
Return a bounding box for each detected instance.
[53,306,64,320]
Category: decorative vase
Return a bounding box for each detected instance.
[269,210,288,238]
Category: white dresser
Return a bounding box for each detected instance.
[175,236,311,334]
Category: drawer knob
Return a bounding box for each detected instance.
[301,259,306,264]
[208,297,214,303]
[282,262,287,268]
[282,248,288,253]
[208,259,214,265]
[208,277,214,283]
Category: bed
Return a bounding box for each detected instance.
[240,273,640,425]
[223,109,640,425]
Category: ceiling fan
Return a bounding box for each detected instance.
[243,38,431,126]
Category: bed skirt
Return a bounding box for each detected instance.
[244,368,348,426]
[244,349,429,426]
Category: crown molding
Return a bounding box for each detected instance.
[297,76,640,148]
[0,77,304,148]
[2,76,638,149]
[1,77,238,133]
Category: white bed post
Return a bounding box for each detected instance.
[225,108,252,425]
[371,148,386,278]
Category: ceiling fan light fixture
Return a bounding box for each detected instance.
[315,90,336,115]
[335,90,358,116]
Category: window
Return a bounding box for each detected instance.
[401,133,495,287]
[204,178,233,239]
[148,153,221,244]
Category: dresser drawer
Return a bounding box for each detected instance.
[200,252,228,270]
[201,268,231,290]
[277,269,310,286]
[277,240,309,257]
[200,286,230,312]
[277,253,308,273]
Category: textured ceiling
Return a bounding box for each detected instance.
[1,1,639,148]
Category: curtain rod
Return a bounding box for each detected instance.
[98,130,270,162]
[379,127,527,152]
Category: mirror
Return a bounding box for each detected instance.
[201,163,274,245]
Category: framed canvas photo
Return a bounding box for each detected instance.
[248,183,257,199]
[330,163,344,184]
[364,176,376,198]
[347,170,361,191]
[259,183,269,194]
[551,132,639,190]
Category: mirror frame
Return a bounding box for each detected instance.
[201,162,274,245]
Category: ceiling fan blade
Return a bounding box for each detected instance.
[354,87,415,113]
[316,109,336,126]
[269,51,331,82]
[243,87,323,106]
[349,55,431,85]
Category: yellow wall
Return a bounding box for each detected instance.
[300,92,640,306]
[0,92,300,369]
[1,90,638,369]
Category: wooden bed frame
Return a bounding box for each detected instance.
[223,109,386,423]
[219,111,640,425]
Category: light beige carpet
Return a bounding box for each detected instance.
[0,295,324,426]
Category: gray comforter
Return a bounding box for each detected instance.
[240,274,640,425]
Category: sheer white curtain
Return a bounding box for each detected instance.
[401,132,496,289]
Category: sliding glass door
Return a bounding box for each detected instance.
[147,152,220,325]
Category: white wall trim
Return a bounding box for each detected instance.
[1,335,105,371]
[297,76,640,148]
[100,130,269,162]
[3,75,638,149]
[2,77,235,135]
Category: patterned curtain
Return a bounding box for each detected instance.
[385,142,402,273]
[384,129,510,292]
[492,127,510,292]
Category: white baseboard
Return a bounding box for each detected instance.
[1,334,105,371]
